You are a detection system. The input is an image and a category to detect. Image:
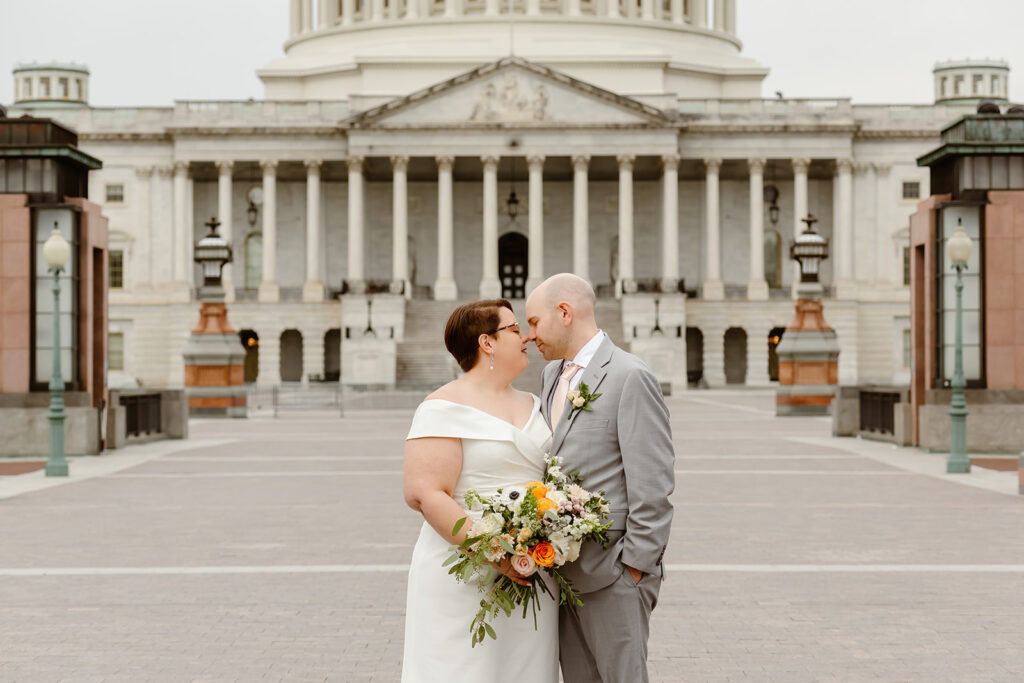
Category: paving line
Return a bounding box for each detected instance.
[679,395,776,416]
[6,563,1024,577]
[111,469,908,479]
[161,455,406,462]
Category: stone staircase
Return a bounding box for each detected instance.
[395,298,627,395]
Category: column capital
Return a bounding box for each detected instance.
[135,165,154,179]
[704,157,722,172]
[616,154,635,170]
[836,158,854,173]
[390,155,409,171]
[215,160,234,174]
[347,155,365,171]
[791,158,811,173]
[173,160,190,174]
[661,154,680,170]
[435,155,454,171]
[572,154,590,170]
[854,161,873,175]
[260,159,278,172]
[873,161,893,176]
[527,154,545,169]
[156,165,174,179]
[304,159,323,172]
[747,158,766,173]
[481,155,500,169]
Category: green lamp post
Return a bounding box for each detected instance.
[946,217,973,474]
[42,225,72,476]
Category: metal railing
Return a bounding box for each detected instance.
[120,393,162,437]
[859,390,899,435]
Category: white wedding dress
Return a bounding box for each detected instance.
[402,395,558,683]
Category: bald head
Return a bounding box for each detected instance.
[534,273,596,319]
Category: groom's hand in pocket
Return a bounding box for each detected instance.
[626,565,644,584]
[494,557,531,586]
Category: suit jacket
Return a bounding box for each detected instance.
[541,336,675,594]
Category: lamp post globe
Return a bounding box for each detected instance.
[946,217,973,474]
[43,223,70,477]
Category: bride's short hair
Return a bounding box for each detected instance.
[444,299,513,372]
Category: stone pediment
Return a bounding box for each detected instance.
[346,57,673,129]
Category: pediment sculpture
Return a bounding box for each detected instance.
[469,73,549,123]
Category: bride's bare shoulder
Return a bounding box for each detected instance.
[424,380,463,403]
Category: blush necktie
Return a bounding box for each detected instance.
[550,362,582,425]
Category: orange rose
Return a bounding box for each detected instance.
[531,541,556,567]
[536,497,557,517]
[528,482,550,499]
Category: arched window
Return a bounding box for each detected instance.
[764,229,783,289]
[245,233,262,290]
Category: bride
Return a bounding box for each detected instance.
[402,299,558,682]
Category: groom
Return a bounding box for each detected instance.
[525,273,675,683]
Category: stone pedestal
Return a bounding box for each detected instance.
[775,288,840,416]
[341,338,398,387]
[182,302,247,417]
[339,294,405,387]
[621,294,687,395]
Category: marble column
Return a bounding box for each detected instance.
[342,0,355,24]
[874,162,893,284]
[617,154,635,295]
[216,160,235,301]
[391,156,410,295]
[526,0,540,14]
[301,0,313,30]
[702,327,726,387]
[172,161,189,288]
[290,0,302,35]
[434,156,457,300]
[691,0,706,26]
[641,0,654,20]
[702,158,724,300]
[856,162,876,285]
[257,326,282,386]
[747,158,769,300]
[607,0,620,19]
[321,0,340,26]
[389,0,401,19]
[156,166,174,285]
[372,0,384,20]
[303,328,326,384]
[347,156,366,294]
[661,154,680,292]
[480,155,501,298]
[572,155,590,282]
[133,166,153,290]
[746,325,771,386]
[258,160,280,303]
[713,0,725,29]
[444,0,458,17]
[724,0,736,32]
[405,0,419,19]
[670,0,683,24]
[303,159,324,302]
[526,154,545,293]
[791,158,810,297]
[567,0,581,15]
[835,158,855,298]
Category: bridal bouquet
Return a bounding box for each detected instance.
[444,455,612,647]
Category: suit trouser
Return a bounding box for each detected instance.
[559,567,661,683]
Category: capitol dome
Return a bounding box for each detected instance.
[259,0,767,100]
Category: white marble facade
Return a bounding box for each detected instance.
[11,1,979,389]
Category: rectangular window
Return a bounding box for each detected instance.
[991,75,1000,97]
[32,208,79,387]
[903,247,911,286]
[109,250,124,289]
[23,79,31,97]
[105,184,124,203]
[75,78,83,100]
[902,181,921,200]
[108,331,124,371]
[940,76,948,97]
[973,75,984,95]
[39,77,50,97]
[902,329,912,369]
[936,205,984,385]
[58,77,69,98]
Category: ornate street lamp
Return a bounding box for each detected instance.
[246,186,262,227]
[764,184,780,226]
[946,217,973,473]
[195,216,232,297]
[791,214,829,288]
[42,225,71,477]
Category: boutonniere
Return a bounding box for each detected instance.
[565,382,601,420]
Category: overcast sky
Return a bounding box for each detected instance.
[1,0,1022,106]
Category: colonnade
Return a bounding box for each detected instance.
[288,0,737,34]
[151,154,864,302]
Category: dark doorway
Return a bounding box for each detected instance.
[240,330,259,383]
[324,328,341,382]
[768,327,786,381]
[280,329,303,382]
[724,327,748,385]
[686,327,704,387]
[499,232,528,299]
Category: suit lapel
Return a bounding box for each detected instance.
[550,337,615,454]
[540,361,559,427]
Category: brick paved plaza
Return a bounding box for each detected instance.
[2,390,1024,682]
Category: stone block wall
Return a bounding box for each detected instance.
[0,194,31,393]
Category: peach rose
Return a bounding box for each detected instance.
[510,552,537,577]
[536,497,557,518]
[531,541,556,567]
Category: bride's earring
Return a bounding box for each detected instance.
[489,351,495,371]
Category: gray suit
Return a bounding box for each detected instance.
[541,336,675,683]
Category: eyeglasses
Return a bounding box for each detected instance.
[489,322,520,336]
